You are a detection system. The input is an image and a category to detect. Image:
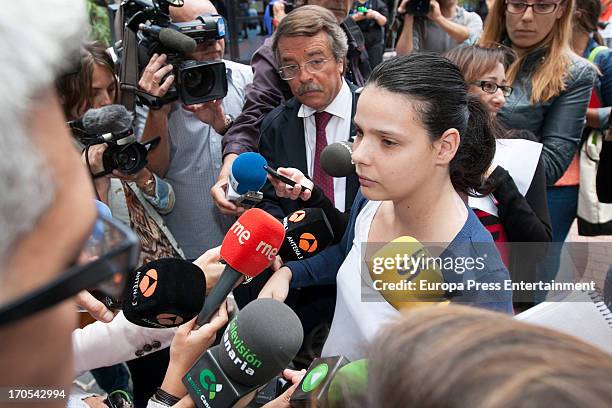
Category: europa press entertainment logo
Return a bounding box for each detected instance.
[199,369,222,400]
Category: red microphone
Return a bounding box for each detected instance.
[196,208,285,325]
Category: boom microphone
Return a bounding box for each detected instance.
[139,23,197,54]
[320,141,355,177]
[184,298,304,408]
[279,208,334,262]
[122,258,207,328]
[196,208,285,326]
[68,104,134,135]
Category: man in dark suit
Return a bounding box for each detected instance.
[254,6,360,364]
[258,5,360,221]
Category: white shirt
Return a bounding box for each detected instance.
[321,200,400,360]
[298,79,352,212]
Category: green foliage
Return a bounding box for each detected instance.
[88,0,111,46]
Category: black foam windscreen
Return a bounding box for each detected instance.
[159,27,197,54]
[278,208,334,262]
[218,298,303,387]
[72,104,134,135]
[320,141,355,177]
[122,258,206,328]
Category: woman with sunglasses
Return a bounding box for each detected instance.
[480,0,595,294]
[445,45,552,308]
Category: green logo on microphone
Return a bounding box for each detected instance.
[301,363,329,392]
[199,369,223,400]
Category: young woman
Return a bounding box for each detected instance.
[260,54,512,361]
[479,0,595,243]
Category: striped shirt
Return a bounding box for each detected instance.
[137,60,254,258]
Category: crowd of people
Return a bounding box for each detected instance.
[2,0,612,407]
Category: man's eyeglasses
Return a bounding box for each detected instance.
[473,80,514,97]
[278,58,332,80]
[505,0,562,14]
[0,212,139,326]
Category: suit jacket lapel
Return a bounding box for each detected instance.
[284,98,308,175]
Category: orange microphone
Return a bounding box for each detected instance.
[196,208,285,325]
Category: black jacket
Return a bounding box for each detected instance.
[257,83,360,229]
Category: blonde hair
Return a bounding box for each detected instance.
[479,0,575,104]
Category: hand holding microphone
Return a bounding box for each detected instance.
[258,266,292,302]
[161,303,229,399]
[225,152,268,210]
[196,208,285,326]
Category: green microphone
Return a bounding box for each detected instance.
[290,357,369,407]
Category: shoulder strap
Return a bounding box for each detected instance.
[588,45,609,63]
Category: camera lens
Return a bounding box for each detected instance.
[115,145,146,174]
[183,66,215,98]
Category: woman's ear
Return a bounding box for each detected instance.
[433,128,460,165]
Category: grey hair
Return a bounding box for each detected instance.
[272,5,348,66]
[0,0,88,270]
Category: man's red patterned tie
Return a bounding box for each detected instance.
[313,111,334,205]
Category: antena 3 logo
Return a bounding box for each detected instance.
[131,268,158,307]
[223,319,262,376]
[288,210,306,223]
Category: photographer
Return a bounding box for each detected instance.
[395,0,482,54]
[350,0,389,67]
[57,42,183,265]
[136,0,254,261]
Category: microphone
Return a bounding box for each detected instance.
[68,104,134,135]
[327,359,368,408]
[139,23,197,54]
[290,356,368,408]
[196,208,285,326]
[122,258,207,328]
[321,141,355,177]
[278,208,334,262]
[184,298,304,408]
[226,152,268,208]
[289,356,349,408]
[368,236,447,310]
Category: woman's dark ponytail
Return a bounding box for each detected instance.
[450,95,499,196]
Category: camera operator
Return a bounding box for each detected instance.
[350,0,389,67]
[57,42,184,266]
[395,0,482,54]
[136,0,254,261]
